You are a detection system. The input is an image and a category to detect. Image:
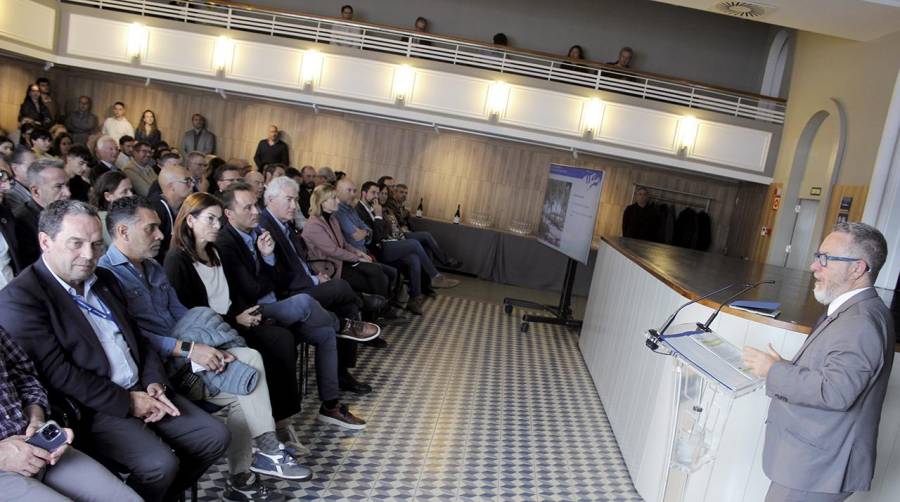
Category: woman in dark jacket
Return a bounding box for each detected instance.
[134,109,162,148]
[164,192,304,441]
[18,83,53,128]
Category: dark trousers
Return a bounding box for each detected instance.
[242,323,303,421]
[299,279,361,372]
[85,393,229,502]
[342,261,391,298]
[379,239,438,297]
[405,230,449,264]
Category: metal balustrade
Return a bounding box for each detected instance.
[62,0,786,124]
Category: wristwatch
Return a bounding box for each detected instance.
[180,341,194,358]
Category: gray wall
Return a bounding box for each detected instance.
[244,0,783,94]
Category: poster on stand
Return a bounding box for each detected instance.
[536,164,604,264]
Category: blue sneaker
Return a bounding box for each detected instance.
[250,446,313,481]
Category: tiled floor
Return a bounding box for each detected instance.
[197,281,640,501]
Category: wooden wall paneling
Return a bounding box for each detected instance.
[726,182,770,259]
[0,57,769,257]
[748,182,782,263]
[822,184,869,234]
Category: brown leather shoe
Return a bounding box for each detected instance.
[431,275,460,288]
[318,403,366,430]
[406,295,425,315]
[338,319,381,342]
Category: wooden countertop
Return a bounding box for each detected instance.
[602,237,899,344]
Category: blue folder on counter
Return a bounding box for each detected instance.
[729,300,781,318]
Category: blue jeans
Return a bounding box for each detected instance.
[405,230,449,264]
[378,239,438,297]
[259,293,341,402]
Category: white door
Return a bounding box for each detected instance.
[785,198,819,270]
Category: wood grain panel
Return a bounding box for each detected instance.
[822,184,869,235]
[0,56,766,254]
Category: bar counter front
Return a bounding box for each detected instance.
[579,237,900,502]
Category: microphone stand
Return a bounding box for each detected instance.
[697,280,776,332]
[645,282,742,353]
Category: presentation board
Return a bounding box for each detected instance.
[536,164,604,264]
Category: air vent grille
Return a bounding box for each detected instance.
[714,1,769,18]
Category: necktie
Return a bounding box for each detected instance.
[812,312,828,332]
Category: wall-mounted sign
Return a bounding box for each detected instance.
[772,195,781,210]
[840,196,853,210]
[810,187,822,196]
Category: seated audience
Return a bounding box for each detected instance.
[18,83,52,129]
[101,101,135,143]
[316,166,336,186]
[65,95,99,145]
[376,175,395,190]
[0,161,22,289]
[245,170,266,205]
[216,183,375,427]
[263,163,286,185]
[50,132,72,158]
[352,180,459,313]
[99,197,311,498]
[151,164,194,261]
[387,183,461,268]
[297,165,317,217]
[0,199,229,502]
[15,160,70,266]
[181,113,216,155]
[115,135,135,170]
[165,193,308,451]
[91,135,120,178]
[0,136,13,157]
[49,124,68,141]
[5,145,37,213]
[17,122,35,148]
[62,145,92,202]
[30,128,54,160]
[213,163,245,197]
[303,183,398,308]
[253,126,290,171]
[0,326,141,501]
[91,170,134,246]
[135,109,162,149]
[122,140,157,197]
[184,151,210,192]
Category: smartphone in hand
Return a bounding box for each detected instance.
[26,420,68,452]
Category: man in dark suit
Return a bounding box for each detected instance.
[0,200,229,502]
[216,182,375,429]
[149,164,193,261]
[14,160,71,267]
[743,222,894,502]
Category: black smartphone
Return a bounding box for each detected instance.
[26,420,68,452]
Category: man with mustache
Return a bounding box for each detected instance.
[743,222,893,502]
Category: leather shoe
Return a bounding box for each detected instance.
[406,295,425,315]
[444,258,463,269]
[360,293,387,314]
[339,373,372,395]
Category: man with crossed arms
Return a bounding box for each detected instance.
[743,222,893,502]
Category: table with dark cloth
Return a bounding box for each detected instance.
[409,217,596,296]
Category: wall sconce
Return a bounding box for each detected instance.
[300,50,324,89]
[485,81,510,118]
[212,36,235,73]
[580,98,605,138]
[392,64,416,103]
[127,23,149,61]
[676,116,699,154]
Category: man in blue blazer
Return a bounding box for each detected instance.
[743,222,893,502]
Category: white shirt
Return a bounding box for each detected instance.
[0,232,14,290]
[193,261,231,315]
[102,117,135,142]
[42,257,139,389]
[827,287,871,316]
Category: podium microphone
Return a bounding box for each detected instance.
[697,279,776,332]
[645,281,744,353]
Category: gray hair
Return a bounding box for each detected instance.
[317,166,336,183]
[38,199,98,239]
[26,159,64,189]
[264,175,299,202]
[833,222,888,279]
[95,135,117,151]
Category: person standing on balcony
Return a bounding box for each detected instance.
[253,125,290,171]
[332,5,363,48]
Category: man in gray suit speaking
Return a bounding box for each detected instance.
[743,222,893,502]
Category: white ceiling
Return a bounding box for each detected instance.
[652,0,900,41]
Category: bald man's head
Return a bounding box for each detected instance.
[335,178,358,204]
[159,164,193,208]
[245,171,265,198]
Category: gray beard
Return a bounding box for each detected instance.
[813,281,840,305]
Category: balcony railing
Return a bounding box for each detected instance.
[63,0,787,124]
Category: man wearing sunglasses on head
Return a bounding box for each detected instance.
[743,222,893,502]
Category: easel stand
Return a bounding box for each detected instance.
[503,258,582,333]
